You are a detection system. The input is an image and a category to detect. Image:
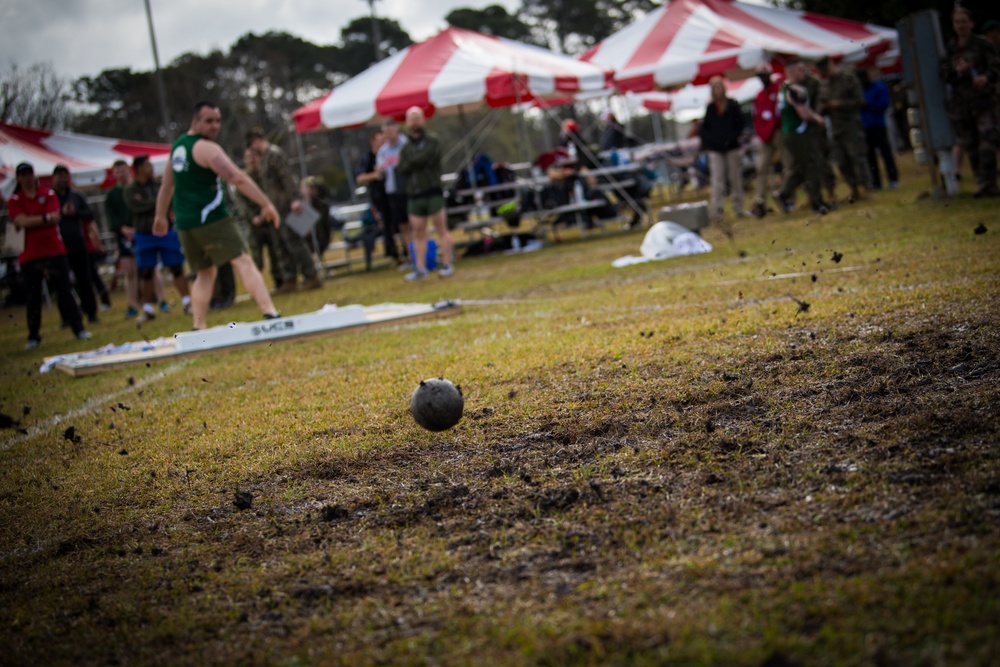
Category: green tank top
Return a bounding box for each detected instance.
[169,133,229,230]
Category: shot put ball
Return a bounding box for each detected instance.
[410,378,464,431]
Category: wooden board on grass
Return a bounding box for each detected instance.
[46,301,462,377]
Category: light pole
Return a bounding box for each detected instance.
[143,0,172,140]
[364,0,383,62]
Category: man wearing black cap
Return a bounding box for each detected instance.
[51,164,103,322]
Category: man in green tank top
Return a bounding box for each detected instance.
[154,101,283,330]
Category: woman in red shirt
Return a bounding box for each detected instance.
[6,162,92,350]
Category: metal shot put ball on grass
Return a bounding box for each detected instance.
[410,378,464,431]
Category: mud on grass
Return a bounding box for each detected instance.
[2,303,998,666]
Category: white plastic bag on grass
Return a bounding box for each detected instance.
[612,221,712,267]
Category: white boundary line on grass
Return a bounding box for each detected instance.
[0,361,190,452]
[708,265,865,286]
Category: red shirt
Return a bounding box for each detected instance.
[754,75,785,143]
[5,188,66,264]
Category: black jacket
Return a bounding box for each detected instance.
[699,98,745,153]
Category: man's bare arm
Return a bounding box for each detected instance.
[152,163,175,236]
[194,139,280,227]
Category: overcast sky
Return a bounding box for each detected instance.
[1,0,522,80]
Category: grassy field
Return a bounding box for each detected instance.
[1,163,998,666]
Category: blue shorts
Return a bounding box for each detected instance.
[134,229,186,271]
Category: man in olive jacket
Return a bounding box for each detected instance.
[397,107,454,280]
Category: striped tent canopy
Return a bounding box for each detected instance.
[634,75,765,119]
[0,122,170,198]
[580,0,898,93]
[294,26,615,133]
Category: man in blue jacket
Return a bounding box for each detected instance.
[858,69,899,190]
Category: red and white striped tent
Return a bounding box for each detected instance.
[294,26,615,133]
[580,0,898,93]
[0,122,170,198]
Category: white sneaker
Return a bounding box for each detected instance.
[25,339,40,350]
[438,265,454,277]
[404,269,428,281]
[76,331,93,341]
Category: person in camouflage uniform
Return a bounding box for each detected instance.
[803,70,838,203]
[817,57,871,201]
[941,8,1000,197]
[233,148,292,292]
[774,57,832,215]
[985,20,1000,116]
[246,128,322,291]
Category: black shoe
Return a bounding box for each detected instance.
[263,312,282,320]
[812,202,831,215]
[973,185,1000,198]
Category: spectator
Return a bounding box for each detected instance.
[803,65,838,203]
[817,57,871,201]
[51,164,101,323]
[106,159,166,318]
[398,106,455,280]
[232,148,291,292]
[857,69,899,190]
[356,129,399,263]
[751,65,786,218]
[300,176,332,256]
[558,119,588,161]
[6,162,92,349]
[699,76,750,222]
[247,127,323,291]
[984,20,1000,102]
[600,110,627,152]
[940,7,999,197]
[375,119,411,267]
[125,154,192,323]
[774,57,832,215]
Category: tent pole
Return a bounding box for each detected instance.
[143,0,172,141]
[651,111,663,144]
[512,72,531,163]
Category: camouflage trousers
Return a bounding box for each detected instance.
[779,129,824,208]
[278,221,318,280]
[830,122,871,190]
[243,220,293,287]
[951,107,998,191]
[810,127,837,196]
